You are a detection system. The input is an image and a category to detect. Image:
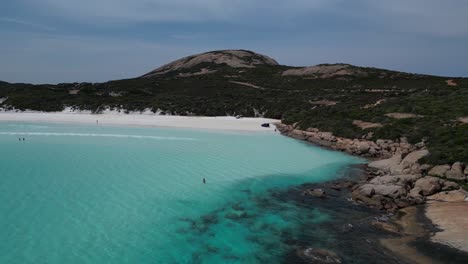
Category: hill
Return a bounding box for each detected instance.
[142,50,278,78]
[0,50,467,164]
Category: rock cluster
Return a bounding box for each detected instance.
[276,123,468,212]
[276,124,415,158]
[353,150,466,211]
[429,162,467,181]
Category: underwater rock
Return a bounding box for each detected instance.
[297,247,342,264]
[371,220,400,234]
[225,212,248,221]
[201,213,218,225]
[231,203,245,211]
[303,188,326,198]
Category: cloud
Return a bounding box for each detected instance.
[2,0,468,83]
[16,0,468,36]
[363,0,468,36]
[0,32,205,84]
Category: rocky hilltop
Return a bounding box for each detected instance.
[142,50,279,77]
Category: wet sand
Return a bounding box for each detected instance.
[425,201,468,252]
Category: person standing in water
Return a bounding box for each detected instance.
[203,178,206,184]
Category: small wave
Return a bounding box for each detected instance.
[0,132,197,141]
[6,124,49,129]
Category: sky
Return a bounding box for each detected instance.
[1,0,468,84]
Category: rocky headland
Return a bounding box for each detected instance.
[275,122,468,261]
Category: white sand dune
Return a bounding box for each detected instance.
[0,112,280,132]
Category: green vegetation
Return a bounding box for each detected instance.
[1,56,467,164]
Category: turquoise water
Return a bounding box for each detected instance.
[0,122,361,263]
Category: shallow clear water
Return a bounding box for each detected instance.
[0,122,361,263]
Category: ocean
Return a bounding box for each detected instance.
[0,122,362,263]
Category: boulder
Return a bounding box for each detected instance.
[352,190,383,208]
[303,188,326,198]
[306,128,319,132]
[289,130,306,141]
[400,149,429,168]
[368,154,402,173]
[369,174,421,187]
[427,190,468,202]
[409,187,423,198]
[356,184,375,197]
[409,163,422,174]
[419,164,432,174]
[445,162,466,181]
[319,132,335,141]
[428,165,450,177]
[358,184,407,199]
[356,141,370,153]
[414,176,442,196]
[297,248,342,264]
[441,180,459,191]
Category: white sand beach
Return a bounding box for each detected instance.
[0,111,280,132]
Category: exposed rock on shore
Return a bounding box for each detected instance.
[276,123,467,213]
[276,123,415,159]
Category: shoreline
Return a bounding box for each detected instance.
[275,123,468,263]
[0,112,279,132]
[1,112,466,262]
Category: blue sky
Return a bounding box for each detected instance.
[1,0,468,84]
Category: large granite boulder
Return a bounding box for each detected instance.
[384,149,430,175]
[428,165,450,177]
[369,174,421,187]
[445,162,466,181]
[409,187,423,198]
[400,150,429,168]
[414,176,442,196]
[368,154,402,173]
[357,184,407,199]
[441,180,460,191]
[356,141,370,153]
